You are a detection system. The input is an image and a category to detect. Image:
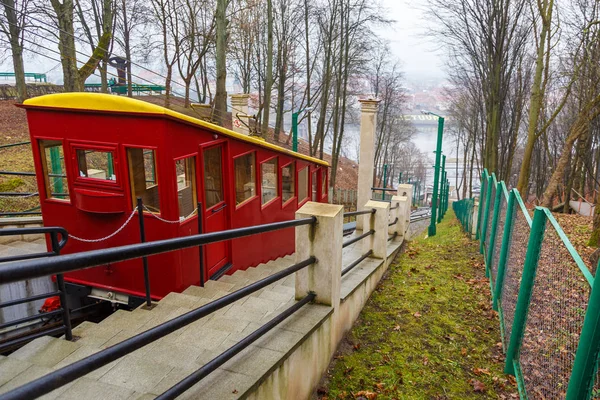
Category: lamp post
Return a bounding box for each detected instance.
[292,106,313,152]
[422,111,444,236]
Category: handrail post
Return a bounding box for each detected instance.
[390,195,407,243]
[504,207,547,375]
[363,200,389,259]
[137,198,152,308]
[51,232,72,341]
[295,201,343,307]
[197,202,205,287]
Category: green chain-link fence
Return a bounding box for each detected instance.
[453,168,600,400]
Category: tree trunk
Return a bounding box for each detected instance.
[261,0,274,137]
[517,0,553,194]
[214,0,228,126]
[1,0,28,102]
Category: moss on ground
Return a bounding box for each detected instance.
[317,214,517,400]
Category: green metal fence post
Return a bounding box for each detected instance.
[486,181,503,278]
[504,207,547,376]
[493,188,515,311]
[438,158,446,223]
[475,169,489,241]
[480,175,493,254]
[565,266,600,399]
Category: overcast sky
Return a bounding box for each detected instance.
[377,0,446,82]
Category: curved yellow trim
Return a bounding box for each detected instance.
[23,93,329,167]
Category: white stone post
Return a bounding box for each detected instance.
[362,200,390,259]
[356,99,380,230]
[230,94,250,136]
[389,195,409,242]
[295,202,344,307]
[398,184,413,208]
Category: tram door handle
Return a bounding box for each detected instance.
[212,204,227,213]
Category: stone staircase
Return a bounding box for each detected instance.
[0,254,327,399]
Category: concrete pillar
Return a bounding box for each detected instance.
[356,99,380,230]
[230,94,250,135]
[398,184,413,208]
[390,195,408,242]
[362,200,389,259]
[295,202,344,307]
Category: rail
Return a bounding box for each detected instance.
[342,229,374,248]
[388,217,398,226]
[0,226,72,351]
[0,141,30,150]
[343,209,376,217]
[341,250,373,276]
[0,213,318,399]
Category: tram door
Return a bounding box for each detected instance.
[201,144,231,278]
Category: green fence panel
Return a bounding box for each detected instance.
[504,207,547,379]
[480,174,492,254]
[476,169,488,241]
[481,174,495,259]
[487,182,508,300]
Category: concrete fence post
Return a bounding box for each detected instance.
[230,94,250,136]
[356,99,380,230]
[390,195,408,241]
[295,202,344,307]
[362,200,390,258]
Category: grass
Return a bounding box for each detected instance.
[317,214,518,400]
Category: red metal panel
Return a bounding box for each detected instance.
[24,106,329,300]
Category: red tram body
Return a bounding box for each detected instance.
[20,93,329,303]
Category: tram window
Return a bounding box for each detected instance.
[234,152,256,205]
[127,148,160,213]
[312,171,318,201]
[39,140,69,201]
[298,167,308,201]
[76,149,116,182]
[321,169,327,199]
[176,157,197,219]
[204,146,223,209]
[261,158,278,205]
[282,163,295,203]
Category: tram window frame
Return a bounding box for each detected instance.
[175,155,198,220]
[38,139,70,202]
[234,151,257,207]
[281,162,295,205]
[297,166,309,203]
[311,170,318,202]
[71,143,119,189]
[126,147,161,214]
[321,169,327,200]
[260,157,279,207]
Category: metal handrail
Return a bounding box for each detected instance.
[342,230,374,248]
[0,211,42,217]
[0,217,317,285]
[157,292,316,399]
[388,232,398,242]
[0,227,68,264]
[0,256,316,400]
[0,171,65,178]
[388,217,398,226]
[0,141,30,150]
[341,250,373,276]
[390,203,399,210]
[371,187,396,192]
[343,209,376,218]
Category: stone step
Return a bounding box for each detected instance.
[9,336,81,369]
[217,274,250,287]
[204,280,235,292]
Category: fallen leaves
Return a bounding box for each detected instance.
[413,312,421,318]
[355,390,377,399]
[470,379,486,393]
